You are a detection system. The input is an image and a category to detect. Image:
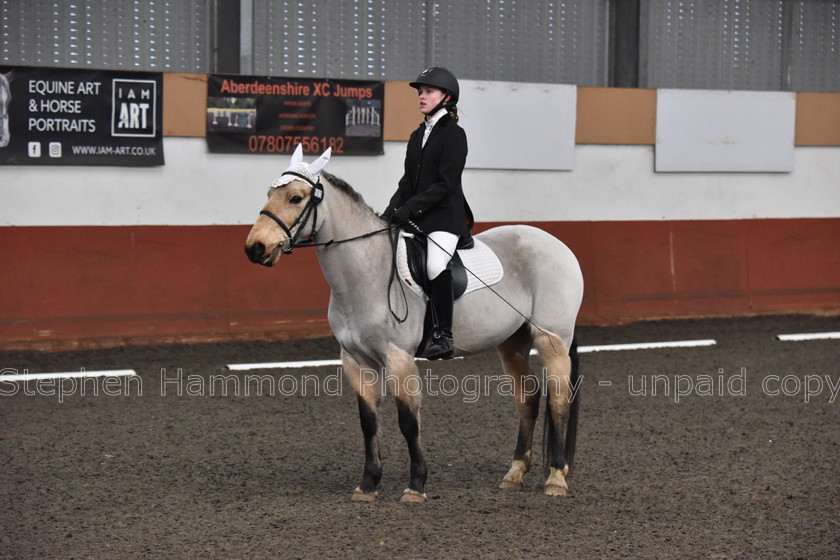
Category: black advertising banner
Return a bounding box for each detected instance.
[206,74,383,156]
[0,66,163,166]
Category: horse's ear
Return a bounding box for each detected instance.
[309,147,332,177]
[289,143,304,166]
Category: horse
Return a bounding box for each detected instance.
[0,70,12,148]
[244,145,584,502]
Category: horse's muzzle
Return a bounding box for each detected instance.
[245,241,265,264]
[245,241,282,266]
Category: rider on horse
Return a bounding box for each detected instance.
[382,67,474,360]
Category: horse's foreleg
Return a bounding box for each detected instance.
[342,349,382,502]
[497,327,539,491]
[386,344,428,503]
[533,329,574,496]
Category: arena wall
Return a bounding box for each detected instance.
[1,75,838,349]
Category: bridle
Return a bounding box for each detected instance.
[259,173,396,254]
[256,174,408,321]
[259,172,324,254]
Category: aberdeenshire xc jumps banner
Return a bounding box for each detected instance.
[206,74,383,156]
[0,66,163,166]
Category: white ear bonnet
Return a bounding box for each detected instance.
[271,144,332,188]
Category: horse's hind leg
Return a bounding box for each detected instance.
[497,324,540,491]
[532,327,578,496]
[342,349,383,502]
[386,344,428,503]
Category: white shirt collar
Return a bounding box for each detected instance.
[425,107,447,129]
[422,108,447,147]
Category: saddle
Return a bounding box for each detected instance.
[395,232,504,358]
[403,234,472,301]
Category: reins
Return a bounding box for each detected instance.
[259,204,395,253]
[301,223,397,250]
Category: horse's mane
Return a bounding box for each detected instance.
[321,170,379,216]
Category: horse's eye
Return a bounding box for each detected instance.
[290,195,303,204]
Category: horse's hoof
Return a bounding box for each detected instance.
[544,466,569,496]
[400,489,427,503]
[544,484,568,496]
[499,480,524,491]
[351,487,377,502]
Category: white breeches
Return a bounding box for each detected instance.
[426,231,459,280]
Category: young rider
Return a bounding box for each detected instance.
[382,66,474,360]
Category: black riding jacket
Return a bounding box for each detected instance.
[388,114,474,239]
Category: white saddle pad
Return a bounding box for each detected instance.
[396,233,504,300]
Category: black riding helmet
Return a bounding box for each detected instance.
[409,66,460,105]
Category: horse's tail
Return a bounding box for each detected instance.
[565,336,580,476]
[543,336,580,477]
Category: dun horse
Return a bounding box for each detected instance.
[245,146,583,502]
[0,71,12,148]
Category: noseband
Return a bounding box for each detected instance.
[259,174,323,254]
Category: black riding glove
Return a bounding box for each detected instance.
[390,205,412,225]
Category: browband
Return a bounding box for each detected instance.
[277,170,323,204]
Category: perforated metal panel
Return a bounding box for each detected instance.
[642,0,787,90]
[2,0,836,90]
[250,0,609,84]
[250,0,427,80]
[642,0,839,92]
[787,0,840,92]
[0,0,211,72]
[433,0,608,85]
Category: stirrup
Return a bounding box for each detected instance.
[420,330,454,360]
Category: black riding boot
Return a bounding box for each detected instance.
[421,269,454,360]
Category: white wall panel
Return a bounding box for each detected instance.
[1,139,837,226]
[460,80,577,171]
[655,89,796,172]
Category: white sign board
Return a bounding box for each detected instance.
[655,89,796,172]
[459,80,577,171]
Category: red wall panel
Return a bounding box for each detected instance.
[0,226,330,347]
[1,219,838,349]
